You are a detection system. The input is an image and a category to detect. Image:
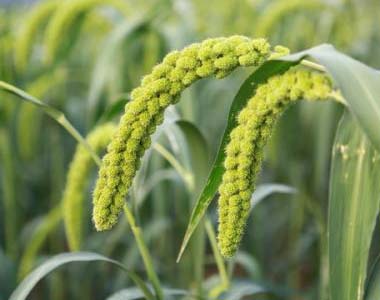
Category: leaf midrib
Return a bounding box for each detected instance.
[346,137,366,300]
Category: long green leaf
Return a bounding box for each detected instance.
[9,252,154,300]
[280,43,380,300]
[284,44,380,151]
[328,112,380,300]
[176,59,302,262]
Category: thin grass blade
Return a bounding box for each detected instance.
[9,252,154,300]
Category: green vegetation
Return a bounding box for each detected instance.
[1,1,380,299]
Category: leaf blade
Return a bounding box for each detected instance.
[284,44,380,151]
[328,113,380,300]
[9,252,154,300]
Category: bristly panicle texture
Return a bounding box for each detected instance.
[93,36,274,231]
[218,68,333,257]
[63,123,116,251]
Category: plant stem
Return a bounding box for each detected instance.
[123,204,163,300]
[205,219,229,298]
[0,128,18,259]
[153,143,194,190]
[0,81,101,166]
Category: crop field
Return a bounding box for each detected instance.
[1,0,380,299]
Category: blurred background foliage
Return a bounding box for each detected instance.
[1,0,380,299]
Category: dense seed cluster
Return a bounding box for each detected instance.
[63,123,116,251]
[92,36,273,231]
[218,68,333,257]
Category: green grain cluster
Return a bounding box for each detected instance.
[92,36,273,231]
[218,68,333,257]
[63,123,116,251]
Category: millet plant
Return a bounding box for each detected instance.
[2,1,380,300]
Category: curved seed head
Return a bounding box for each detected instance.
[217,68,333,258]
[92,36,274,231]
[63,123,116,251]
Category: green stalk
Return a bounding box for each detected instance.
[0,81,101,166]
[123,204,163,300]
[0,128,18,259]
[153,143,194,190]
[191,220,205,299]
[205,219,229,299]
[48,127,65,300]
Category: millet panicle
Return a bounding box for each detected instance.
[63,123,116,250]
[217,67,334,257]
[92,36,276,231]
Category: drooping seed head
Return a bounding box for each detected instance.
[63,123,116,251]
[217,67,333,257]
